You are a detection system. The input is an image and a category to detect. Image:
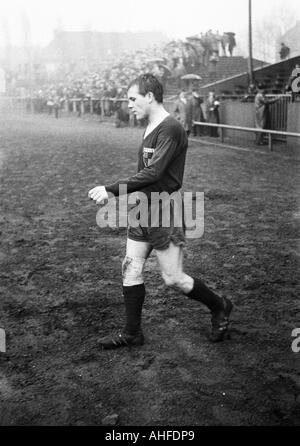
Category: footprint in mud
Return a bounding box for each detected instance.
[0,373,13,399]
[212,405,254,425]
[229,325,264,340]
[177,367,193,383]
[136,360,157,382]
[134,354,156,371]
[176,339,206,361]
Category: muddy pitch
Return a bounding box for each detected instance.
[0,111,299,426]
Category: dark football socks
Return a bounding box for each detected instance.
[123,284,145,335]
[185,277,225,313]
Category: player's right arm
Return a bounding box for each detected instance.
[105,125,182,197]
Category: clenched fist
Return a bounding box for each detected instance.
[88,186,109,204]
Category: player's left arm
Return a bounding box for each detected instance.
[88,185,108,205]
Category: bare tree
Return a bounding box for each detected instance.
[55,17,64,32]
[253,5,297,62]
[1,19,12,68]
[20,10,33,86]
[253,19,281,62]
[20,11,32,48]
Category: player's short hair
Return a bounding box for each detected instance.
[128,73,163,103]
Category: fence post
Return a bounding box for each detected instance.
[268,132,273,151]
[220,127,224,143]
[72,100,76,113]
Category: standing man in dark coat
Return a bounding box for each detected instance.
[279,43,290,60]
[254,84,280,145]
[205,91,220,137]
[189,91,205,136]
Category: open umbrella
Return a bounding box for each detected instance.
[166,40,179,46]
[147,58,165,64]
[186,35,202,41]
[181,74,202,80]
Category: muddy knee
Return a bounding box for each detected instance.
[122,256,146,286]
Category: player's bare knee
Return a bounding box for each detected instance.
[122,256,131,277]
[162,272,179,288]
[162,272,187,289]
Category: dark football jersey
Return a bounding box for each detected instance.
[106,115,188,198]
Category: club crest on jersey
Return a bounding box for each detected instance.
[143,147,155,166]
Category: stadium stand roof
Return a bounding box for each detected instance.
[199,55,300,96]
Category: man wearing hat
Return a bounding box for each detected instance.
[189,90,205,137]
[279,43,290,61]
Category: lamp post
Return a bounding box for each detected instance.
[248,0,254,85]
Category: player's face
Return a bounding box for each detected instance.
[127,85,149,120]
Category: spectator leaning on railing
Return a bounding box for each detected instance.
[205,91,220,137]
[254,84,280,145]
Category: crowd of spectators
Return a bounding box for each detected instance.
[4,26,298,136]
[173,89,220,138]
[6,29,237,110]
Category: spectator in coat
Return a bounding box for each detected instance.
[205,91,220,137]
[279,43,290,60]
[172,58,187,88]
[208,52,219,82]
[189,91,205,136]
[174,91,192,136]
[254,84,280,145]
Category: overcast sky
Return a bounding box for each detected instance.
[0,0,299,47]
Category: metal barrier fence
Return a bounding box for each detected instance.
[0,95,26,111]
[193,121,300,151]
[267,94,291,140]
[2,95,298,145]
